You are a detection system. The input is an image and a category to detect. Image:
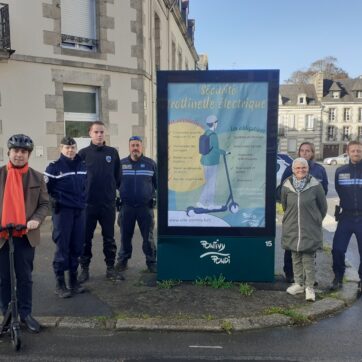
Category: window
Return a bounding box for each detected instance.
[359,108,362,122]
[287,139,297,153]
[332,91,340,99]
[154,13,161,70]
[343,108,351,122]
[288,114,295,129]
[328,108,336,122]
[61,0,97,51]
[64,85,99,149]
[327,126,336,141]
[357,91,362,99]
[178,50,182,70]
[342,126,351,141]
[305,115,314,130]
[358,126,362,139]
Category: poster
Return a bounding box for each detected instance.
[167,82,268,228]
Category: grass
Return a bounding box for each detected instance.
[239,283,255,296]
[220,320,233,334]
[264,306,309,325]
[157,279,182,289]
[194,275,233,289]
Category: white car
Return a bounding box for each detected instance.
[323,153,349,165]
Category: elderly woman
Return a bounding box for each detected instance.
[281,158,327,301]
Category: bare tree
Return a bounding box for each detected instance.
[285,56,349,84]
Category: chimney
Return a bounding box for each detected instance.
[314,71,324,101]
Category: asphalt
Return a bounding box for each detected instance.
[22,214,361,333]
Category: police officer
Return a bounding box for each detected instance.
[116,136,157,273]
[78,121,121,282]
[279,142,328,283]
[44,137,87,298]
[0,134,49,333]
[331,141,362,291]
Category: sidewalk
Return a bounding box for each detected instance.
[31,217,359,333]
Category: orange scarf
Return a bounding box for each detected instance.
[0,161,28,239]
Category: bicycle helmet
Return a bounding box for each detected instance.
[7,134,34,152]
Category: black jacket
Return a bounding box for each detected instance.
[78,142,120,207]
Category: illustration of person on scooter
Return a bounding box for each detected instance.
[197,115,226,210]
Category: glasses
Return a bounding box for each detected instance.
[129,136,142,142]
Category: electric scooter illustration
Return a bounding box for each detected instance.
[186,152,239,216]
[0,224,27,351]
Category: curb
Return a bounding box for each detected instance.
[35,281,358,333]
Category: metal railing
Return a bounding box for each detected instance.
[0,3,11,49]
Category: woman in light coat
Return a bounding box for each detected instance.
[281,158,327,301]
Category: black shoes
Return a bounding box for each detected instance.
[147,264,157,273]
[55,283,72,298]
[330,277,343,291]
[106,266,125,281]
[115,261,128,272]
[69,272,86,295]
[21,315,40,334]
[78,268,89,284]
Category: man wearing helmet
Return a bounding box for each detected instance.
[0,134,49,333]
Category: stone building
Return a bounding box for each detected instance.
[278,72,362,159]
[0,0,199,170]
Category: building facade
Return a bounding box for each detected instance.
[278,73,362,159]
[0,0,199,170]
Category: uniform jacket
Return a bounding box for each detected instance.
[200,129,225,166]
[78,142,120,207]
[119,155,157,207]
[281,175,327,253]
[281,160,328,195]
[335,160,362,215]
[44,154,87,209]
[0,165,49,248]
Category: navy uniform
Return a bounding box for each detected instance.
[331,157,362,290]
[44,137,87,297]
[116,153,157,272]
[78,141,120,281]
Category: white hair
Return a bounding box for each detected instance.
[292,157,309,170]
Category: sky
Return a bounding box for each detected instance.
[188,0,362,83]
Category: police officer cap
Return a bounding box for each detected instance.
[7,134,34,152]
[206,115,218,125]
[60,136,76,146]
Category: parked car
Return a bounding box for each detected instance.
[277,153,293,185]
[323,153,349,165]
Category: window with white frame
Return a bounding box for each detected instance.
[288,114,295,129]
[358,126,362,138]
[328,108,336,122]
[359,108,362,122]
[305,115,314,130]
[343,108,351,122]
[61,0,97,51]
[357,91,362,99]
[64,85,99,148]
[287,138,297,153]
[327,126,336,141]
[342,126,350,141]
[332,91,340,99]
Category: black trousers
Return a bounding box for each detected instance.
[80,204,116,269]
[0,237,35,319]
[52,207,85,276]
[117,204,156,266]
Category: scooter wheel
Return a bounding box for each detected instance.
[186,207,195,216]
[11,328,21,351]
[229,203,239,214]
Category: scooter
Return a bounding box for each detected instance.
[0,224,26,351]
[187,152,239,216]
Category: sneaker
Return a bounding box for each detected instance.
[305,287,316,302]
[330,277,343,291]
[286,283,304,295]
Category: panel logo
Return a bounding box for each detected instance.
[199,239,231,264]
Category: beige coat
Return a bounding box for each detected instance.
[0,165,49,248]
